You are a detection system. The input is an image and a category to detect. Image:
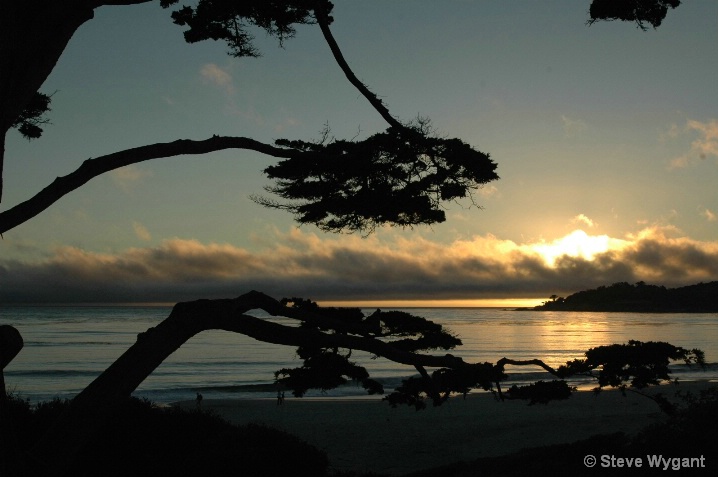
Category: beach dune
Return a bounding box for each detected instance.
[176,383,714,475]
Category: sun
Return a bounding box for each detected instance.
[529,229,627,266]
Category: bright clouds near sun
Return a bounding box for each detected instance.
[668,118,718,169]
[572,214,596,228]
[200,63,235,95]
[2,227,717,303]
[525,230,627,267]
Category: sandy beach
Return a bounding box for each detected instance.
[175,381,716,475]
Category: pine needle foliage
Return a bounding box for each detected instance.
[254,120,498,233]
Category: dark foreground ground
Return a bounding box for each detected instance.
[2,384,717,477]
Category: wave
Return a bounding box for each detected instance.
[4,369,101,377]
[162,360,300,368]
[10,363,715,387]
[24,341,116,346]
[668,362,718,374]
[6,306,716,405]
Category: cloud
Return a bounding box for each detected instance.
[527,230,626,267]
[669,154,691,170]
[668,119,718,169]
[198,64,270,123]
[2,227,717,304]
[133,222,152,241]
[687,119,718,158]
[621,227,718,282]
[572,214,596,228]
[561,114,588,137]
[111,165,153,192]
[477,184,499,199]
[701,207,717,222]
[273,116,300,133]
[200,63,234,95]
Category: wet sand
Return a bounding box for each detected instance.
[176,382,715,475]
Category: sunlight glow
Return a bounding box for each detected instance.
[528,229,628,266]
[318,298,545,308]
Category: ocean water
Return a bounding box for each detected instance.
[2,305,717,404]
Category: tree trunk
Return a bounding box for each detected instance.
[28,299,211,475]
[0,131,5,206]
[0,1,94,132]
[0,0,153,202]
[1,325,25,476]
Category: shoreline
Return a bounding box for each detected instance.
[175,381,717,475]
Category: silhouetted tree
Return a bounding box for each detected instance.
[0,1,688,475]
[0,0,498,234]
[587,0,681,30]
[0,0,682,232]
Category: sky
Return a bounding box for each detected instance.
[1,0,717,305]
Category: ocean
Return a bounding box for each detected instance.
[2,305,717,404]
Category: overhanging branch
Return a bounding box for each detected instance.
[314,5,404,130]
[0,136,297,234]
[200,291,468,370]
[31,290,469,471]
[89,1,154,6]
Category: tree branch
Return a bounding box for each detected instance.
[0,136,297,234]
[249,292,386,338]
[0,134,5,210]
[414,364,442,403]
[29,291,468,473]
[88,0,154,7]
[314,5,404,130]
[0,1,154,205]
[496,357,562,377]
[209,292,468,370]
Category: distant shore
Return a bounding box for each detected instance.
[175,381,717,475]
[525,281,718,313]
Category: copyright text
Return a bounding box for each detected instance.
[583,454,706,470]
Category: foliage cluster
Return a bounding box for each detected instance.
[266,297,704,412]
[588,0,681,30]
[273,298,462,398]
[255,121,498,234]
[9,92,52,140]
[556,340,705,414]
[160,0,330,57]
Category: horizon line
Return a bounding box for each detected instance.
[0,298,545,309]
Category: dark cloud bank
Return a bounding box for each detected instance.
[1,228,717,304]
